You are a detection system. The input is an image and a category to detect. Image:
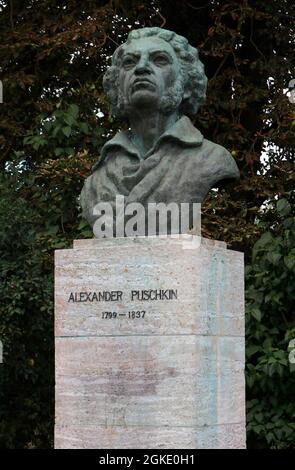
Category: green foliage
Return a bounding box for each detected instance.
[23,103,104,157]
[245,197,295,448]
[0,175,54,448]
[0,168,92,447]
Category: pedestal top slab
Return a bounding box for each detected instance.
[55,236,244,338]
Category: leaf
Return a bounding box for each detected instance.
[80,122,88,134]
[52,240,67,248]
[54,147,64,156]
[266,432,275,444]
[247,345,262,357]
[252,231,273,260]
[258,231,273,246]
[52,124,61,138]
[68,104,79,118]
[43,225,59,235]
[267,252,281,265]
[62,126,71,137]
[64,114,76,126]
[284,255,295,270]
[23,136,33,145]
[43,121,52,132]
[251,307,262,322]
[247,374,255,388]
[269,363,276,376]
[65,147,74,155]
[277,199,291,216]
[283,217,294,229]
[256,413,264,423]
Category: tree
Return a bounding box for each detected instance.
[246,197,295,448]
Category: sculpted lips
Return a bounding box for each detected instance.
[132,77,156,92]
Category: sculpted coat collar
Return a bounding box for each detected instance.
[81,113,240,229]
[93,115,204,170]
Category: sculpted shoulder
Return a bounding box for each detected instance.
[79,159,107,226]
[197,137,240,188]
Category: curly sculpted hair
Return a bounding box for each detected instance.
[103,27,208,117]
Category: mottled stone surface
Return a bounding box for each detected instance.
[55,423,245,450]
[55,236,245,449]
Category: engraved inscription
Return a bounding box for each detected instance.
[67,289,178,321]
[68,289,178,303]
[101,311,146,319]
[68,291,123,302]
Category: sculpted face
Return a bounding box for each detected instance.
[118,36,181,113]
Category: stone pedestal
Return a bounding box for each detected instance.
[54,236,245,449]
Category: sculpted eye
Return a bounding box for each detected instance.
[153,54,170,65]
[122,57,137,69]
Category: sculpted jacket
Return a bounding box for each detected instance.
[80,115,239,229]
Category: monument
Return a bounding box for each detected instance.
[80,28,239,235]
[55,27,245,449]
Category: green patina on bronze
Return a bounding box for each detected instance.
[80,27,239,231]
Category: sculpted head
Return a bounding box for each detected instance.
[103,27,208,118]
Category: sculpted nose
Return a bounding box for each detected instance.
[135,56,151,74]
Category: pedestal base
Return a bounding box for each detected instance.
[54,236,245,449]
